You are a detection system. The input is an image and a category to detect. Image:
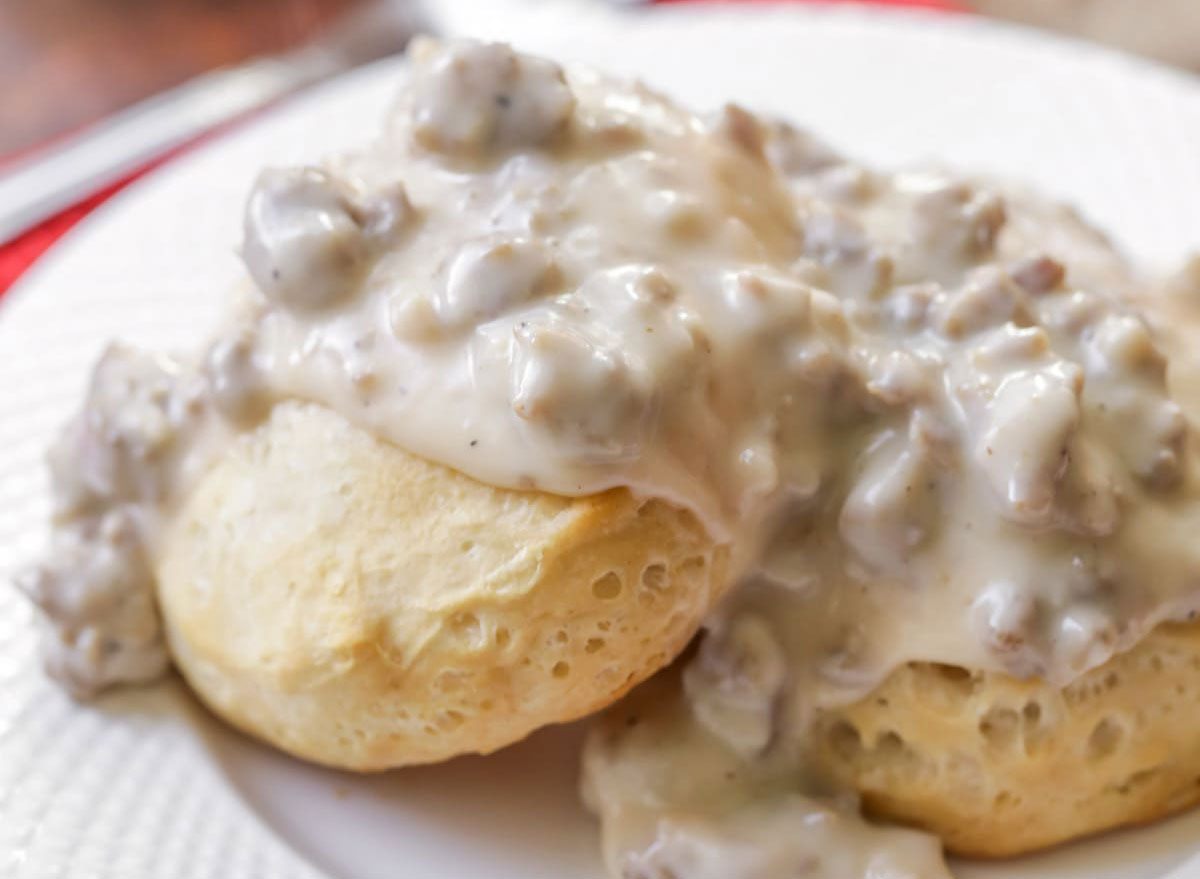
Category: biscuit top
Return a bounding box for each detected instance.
[21,38,1200,877]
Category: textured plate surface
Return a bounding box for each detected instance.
[3,4,1200,878]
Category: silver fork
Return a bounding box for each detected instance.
[0,0,428,247]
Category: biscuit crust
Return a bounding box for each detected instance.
[157,402,729,770]
[813,623,1200,856]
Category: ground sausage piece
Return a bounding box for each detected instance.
[242,166,410,310]
[409,39,576,156]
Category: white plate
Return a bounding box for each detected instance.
[3,4,1200,878]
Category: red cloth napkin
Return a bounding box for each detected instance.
[0,0,963,300]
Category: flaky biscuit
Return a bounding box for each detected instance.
[813,622,1200,856]
[157,401,729,769]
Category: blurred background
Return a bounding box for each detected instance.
[2,0,1198,159]
[1,0,369,156]
[0,0,1197,281]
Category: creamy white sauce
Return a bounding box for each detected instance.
[20,38,1200,877]
[19,345,235,694]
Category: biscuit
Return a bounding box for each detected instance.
[813,622,1200,856]
[156,401,729,769]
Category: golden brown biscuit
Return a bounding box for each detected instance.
[157,401,730,770]
[812,622,1200,857]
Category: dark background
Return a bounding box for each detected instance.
[0,0,369,156]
